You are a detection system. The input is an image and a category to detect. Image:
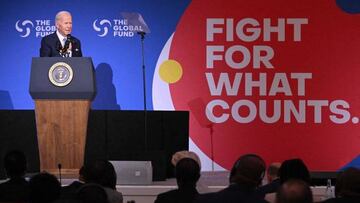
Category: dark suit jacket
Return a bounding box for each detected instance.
[154,187,199,203]
[195,184,269,203]
[255,178,281,198]
[40,32,82,57]
[60,181,84,199]
[0,177,30,201]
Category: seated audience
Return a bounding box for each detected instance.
[82,160,123,203]
[265,158,311,202]
[171,150,201,168]
[60,166,86,199]
[267,162,281,183]
[256,162,281,198]
[322,167,360,203]
[171,150,210,193]
[0,150,30,202]
[77,183,108,203]
[29,172,61,203]
[195,154,268,203]
[278,159,311,185]
[275,179,313,203]
[154,157,201,203]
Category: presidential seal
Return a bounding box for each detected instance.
[48,62,73,87]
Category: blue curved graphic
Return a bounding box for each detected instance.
[336,0,360,14]
[340,155,360,170]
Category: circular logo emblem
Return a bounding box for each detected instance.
[48,62,73,87]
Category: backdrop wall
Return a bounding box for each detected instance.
[1,0,360,171]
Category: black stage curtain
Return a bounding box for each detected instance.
[0,110,189,181]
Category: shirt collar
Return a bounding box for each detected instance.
[56,30,67,45]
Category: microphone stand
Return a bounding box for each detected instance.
[138,31,147,151]
[58,163,62,185]
[208,124,215,171]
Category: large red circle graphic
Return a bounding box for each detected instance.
[168,0,360,170]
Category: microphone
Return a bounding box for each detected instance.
[58,163,62,185]
[58,34,72,57]
[63,34,72,51]
[66,34,72,43]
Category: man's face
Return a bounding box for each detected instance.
[56,13,72,36]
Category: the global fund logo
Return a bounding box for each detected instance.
[93,18,144,37]
[15,19,56,38]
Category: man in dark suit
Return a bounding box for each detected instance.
[59,166,85,200]
[256,162,281,198]
[40,11,82,57]
[195,154,268,203]
[154,158,200,203]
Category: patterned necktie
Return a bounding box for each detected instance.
[63,38,67,48]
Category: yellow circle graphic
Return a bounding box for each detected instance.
[159,60,183,84]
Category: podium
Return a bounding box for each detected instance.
[29,57,96,175]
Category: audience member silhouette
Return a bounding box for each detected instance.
[322,167,360,203]
[195,154,268,203]
[154,158,200,203]
[0,150,30,202]
[276,179,313,203]
[267,162,281,183]
[279,159,311,184]
[82,160,123,203]
[29,172,61,203]
[263,158,311,202]
[59,166,86,200]
[171,151,201,168]
[256,162,281,198]
[77,183,108,203]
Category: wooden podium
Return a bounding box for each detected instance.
[29,57,96,175]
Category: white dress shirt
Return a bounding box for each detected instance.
[56,30,72,57]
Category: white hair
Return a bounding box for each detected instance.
[55,11,72,23]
